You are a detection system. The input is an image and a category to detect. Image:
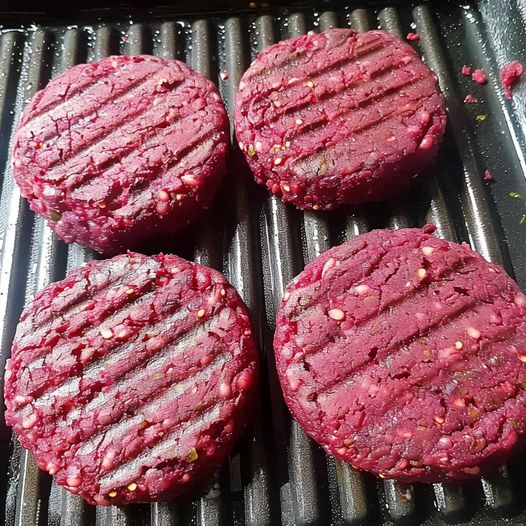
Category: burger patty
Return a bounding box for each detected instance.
[12,55,229,254]
[274,227,526,482]
[234,29,446,210]
[4,252,258,504]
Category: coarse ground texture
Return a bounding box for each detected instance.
[12,55,229,255]
[274,227,526,482]
[234,29,446,210]
[4,252,258,505]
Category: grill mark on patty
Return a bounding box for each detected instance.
[248,32,374,81]
[109,129,219,217]
[288,242,470,336]
[63,117,219,217]
[18,70,161,147]
[27,303,191,400]
[18,299,187,406]
[22,66,180,147]
[309,296,480,400]
[66,108,205,200]
[290,96,435,179]
[247,36,385,106]
[74,352,231,457]
[19,275,234,416]
[348,325,526,443]
[98,402,223,492]
[342,379,526,479]
[43,93,189,188]
[20,282,161,369]
[318,369,524,478]
[122,126,217,188]
[16,262,204,381]
[63,313,232,426]
[287,78,432,149]
[249,49,418,130]
[285,254,489,397]
[15,260,160,359]
[298,257,482,366]
[322,304,495,405]
[43,93,181,179]
[19,66,139,124]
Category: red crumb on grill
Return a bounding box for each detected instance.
[461,65,472,76]
[406,32,420,41]
[464,94,479,104]
[500,61,524,99]
[472,69,488,85]
[484,170,493,182]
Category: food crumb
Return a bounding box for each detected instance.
[186,447,199,463]
[467,327,481,339]
[475,114,487,122]
[406,32,420,41]
[472,69,488,85]
[464,94,479,104]
[461,65,472,76]
[509,191,521,198]
[500,61,524,99]
[220,70,229,81]
[328,308,345,321]
[520,214,526,225]
[100,328,113,339]
[484,170,493,182]
[47,463,59,475]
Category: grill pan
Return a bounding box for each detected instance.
[1,1,526,525]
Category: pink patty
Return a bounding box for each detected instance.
[4,253,258,505]
[274,228,526,482]
[12,55,229,254]
[234,29,446,210]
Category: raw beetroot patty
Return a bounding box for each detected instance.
[274,227,526,482]
[234,29,446,210]
[4,253,258,505]
[12,55,229,255]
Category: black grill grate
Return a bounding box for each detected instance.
[1,2,526,525]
